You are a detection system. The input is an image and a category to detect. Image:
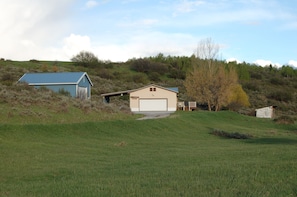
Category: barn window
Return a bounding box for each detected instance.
[150,87,156,91]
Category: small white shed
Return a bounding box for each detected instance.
[255,106,275,118]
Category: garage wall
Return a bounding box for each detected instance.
[130,85,177,112]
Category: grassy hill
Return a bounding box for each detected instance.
[1,111,297,196]
[1,59,297,196]
[1,58,297,124]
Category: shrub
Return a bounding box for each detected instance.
[210,129,252,139]
[58,88,71,97]
[130,58,168,74]
[97,69,114,79]
[148,72,161,81]
[268,91,293,102]
[132,74,147,83]
[250,72,262,80]
[39,86,50,92]
[242,81,260,91]
[274,116,295,124]
[167,68,186,79]
[29,59,40,63]
[71,51,100,68]
[1,73,14,81]
[270,77,286,85]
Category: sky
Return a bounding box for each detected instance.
[1,0,297,67]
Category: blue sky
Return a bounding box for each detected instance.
[1,0,296,67]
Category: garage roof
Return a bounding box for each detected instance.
[100,84,178,97]
[129,84,179,93]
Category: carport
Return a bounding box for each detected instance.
[101,90,131,103]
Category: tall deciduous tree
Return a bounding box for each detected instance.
[185,38,247,111]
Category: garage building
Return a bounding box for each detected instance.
[101,84,178,112]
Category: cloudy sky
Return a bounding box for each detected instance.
[1,0,297,67]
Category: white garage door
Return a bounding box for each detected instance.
[139,99,167,111]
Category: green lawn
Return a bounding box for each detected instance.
[1,111,297,196]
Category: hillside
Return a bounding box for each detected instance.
[1,111,296,196]
[0,58,296,124]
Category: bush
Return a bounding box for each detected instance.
[132,74,147,83]
[270,77,286,85]
[71,51,100,68]
[268,91,293,102]
[130,58,168,74]
[148,72,161,81]
[58,88,71,97]
[250,72,262,80]
[97,69,114,79]
[242,81,260,91]
[29,59,40,63]
[210,129,252,139]
[274,116,295,124]
[167,68,186,79]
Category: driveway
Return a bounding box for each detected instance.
[136,111,174,120]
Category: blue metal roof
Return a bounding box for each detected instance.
[166,87,179,93]
[18,72,93,86]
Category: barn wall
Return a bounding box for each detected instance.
[78,75,91,98]
[35,85,76,97]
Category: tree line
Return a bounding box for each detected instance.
[71,39,297,112]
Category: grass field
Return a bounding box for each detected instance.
[1,111,297,196]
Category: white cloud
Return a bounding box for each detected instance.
[118,19,158,28]
[226,58,242,64]
[174,0,205,14]
[288,60,297,67]
[63,34,92,58]
[282,22,297,30]
[254,60,281,68]
[0,0,74,60]
[91,31,198,62]
[0,0,295,65]
[86,0,98,8]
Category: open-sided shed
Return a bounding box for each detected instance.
[18,72,93,99]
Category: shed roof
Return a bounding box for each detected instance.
[18,72,93,86]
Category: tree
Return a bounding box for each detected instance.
[196,37,219,72]
[281,65,295,78]
[71,51,100,67]
[184,38,246,111]
[184,63,213,111]
[227,84,250,111]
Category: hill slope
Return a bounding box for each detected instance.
[0,58,296,124]
[1,111,296,196]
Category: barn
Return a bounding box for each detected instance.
[101,84,179,112]
[18,72,93,99]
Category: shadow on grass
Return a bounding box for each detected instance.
[245,138,297,145]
